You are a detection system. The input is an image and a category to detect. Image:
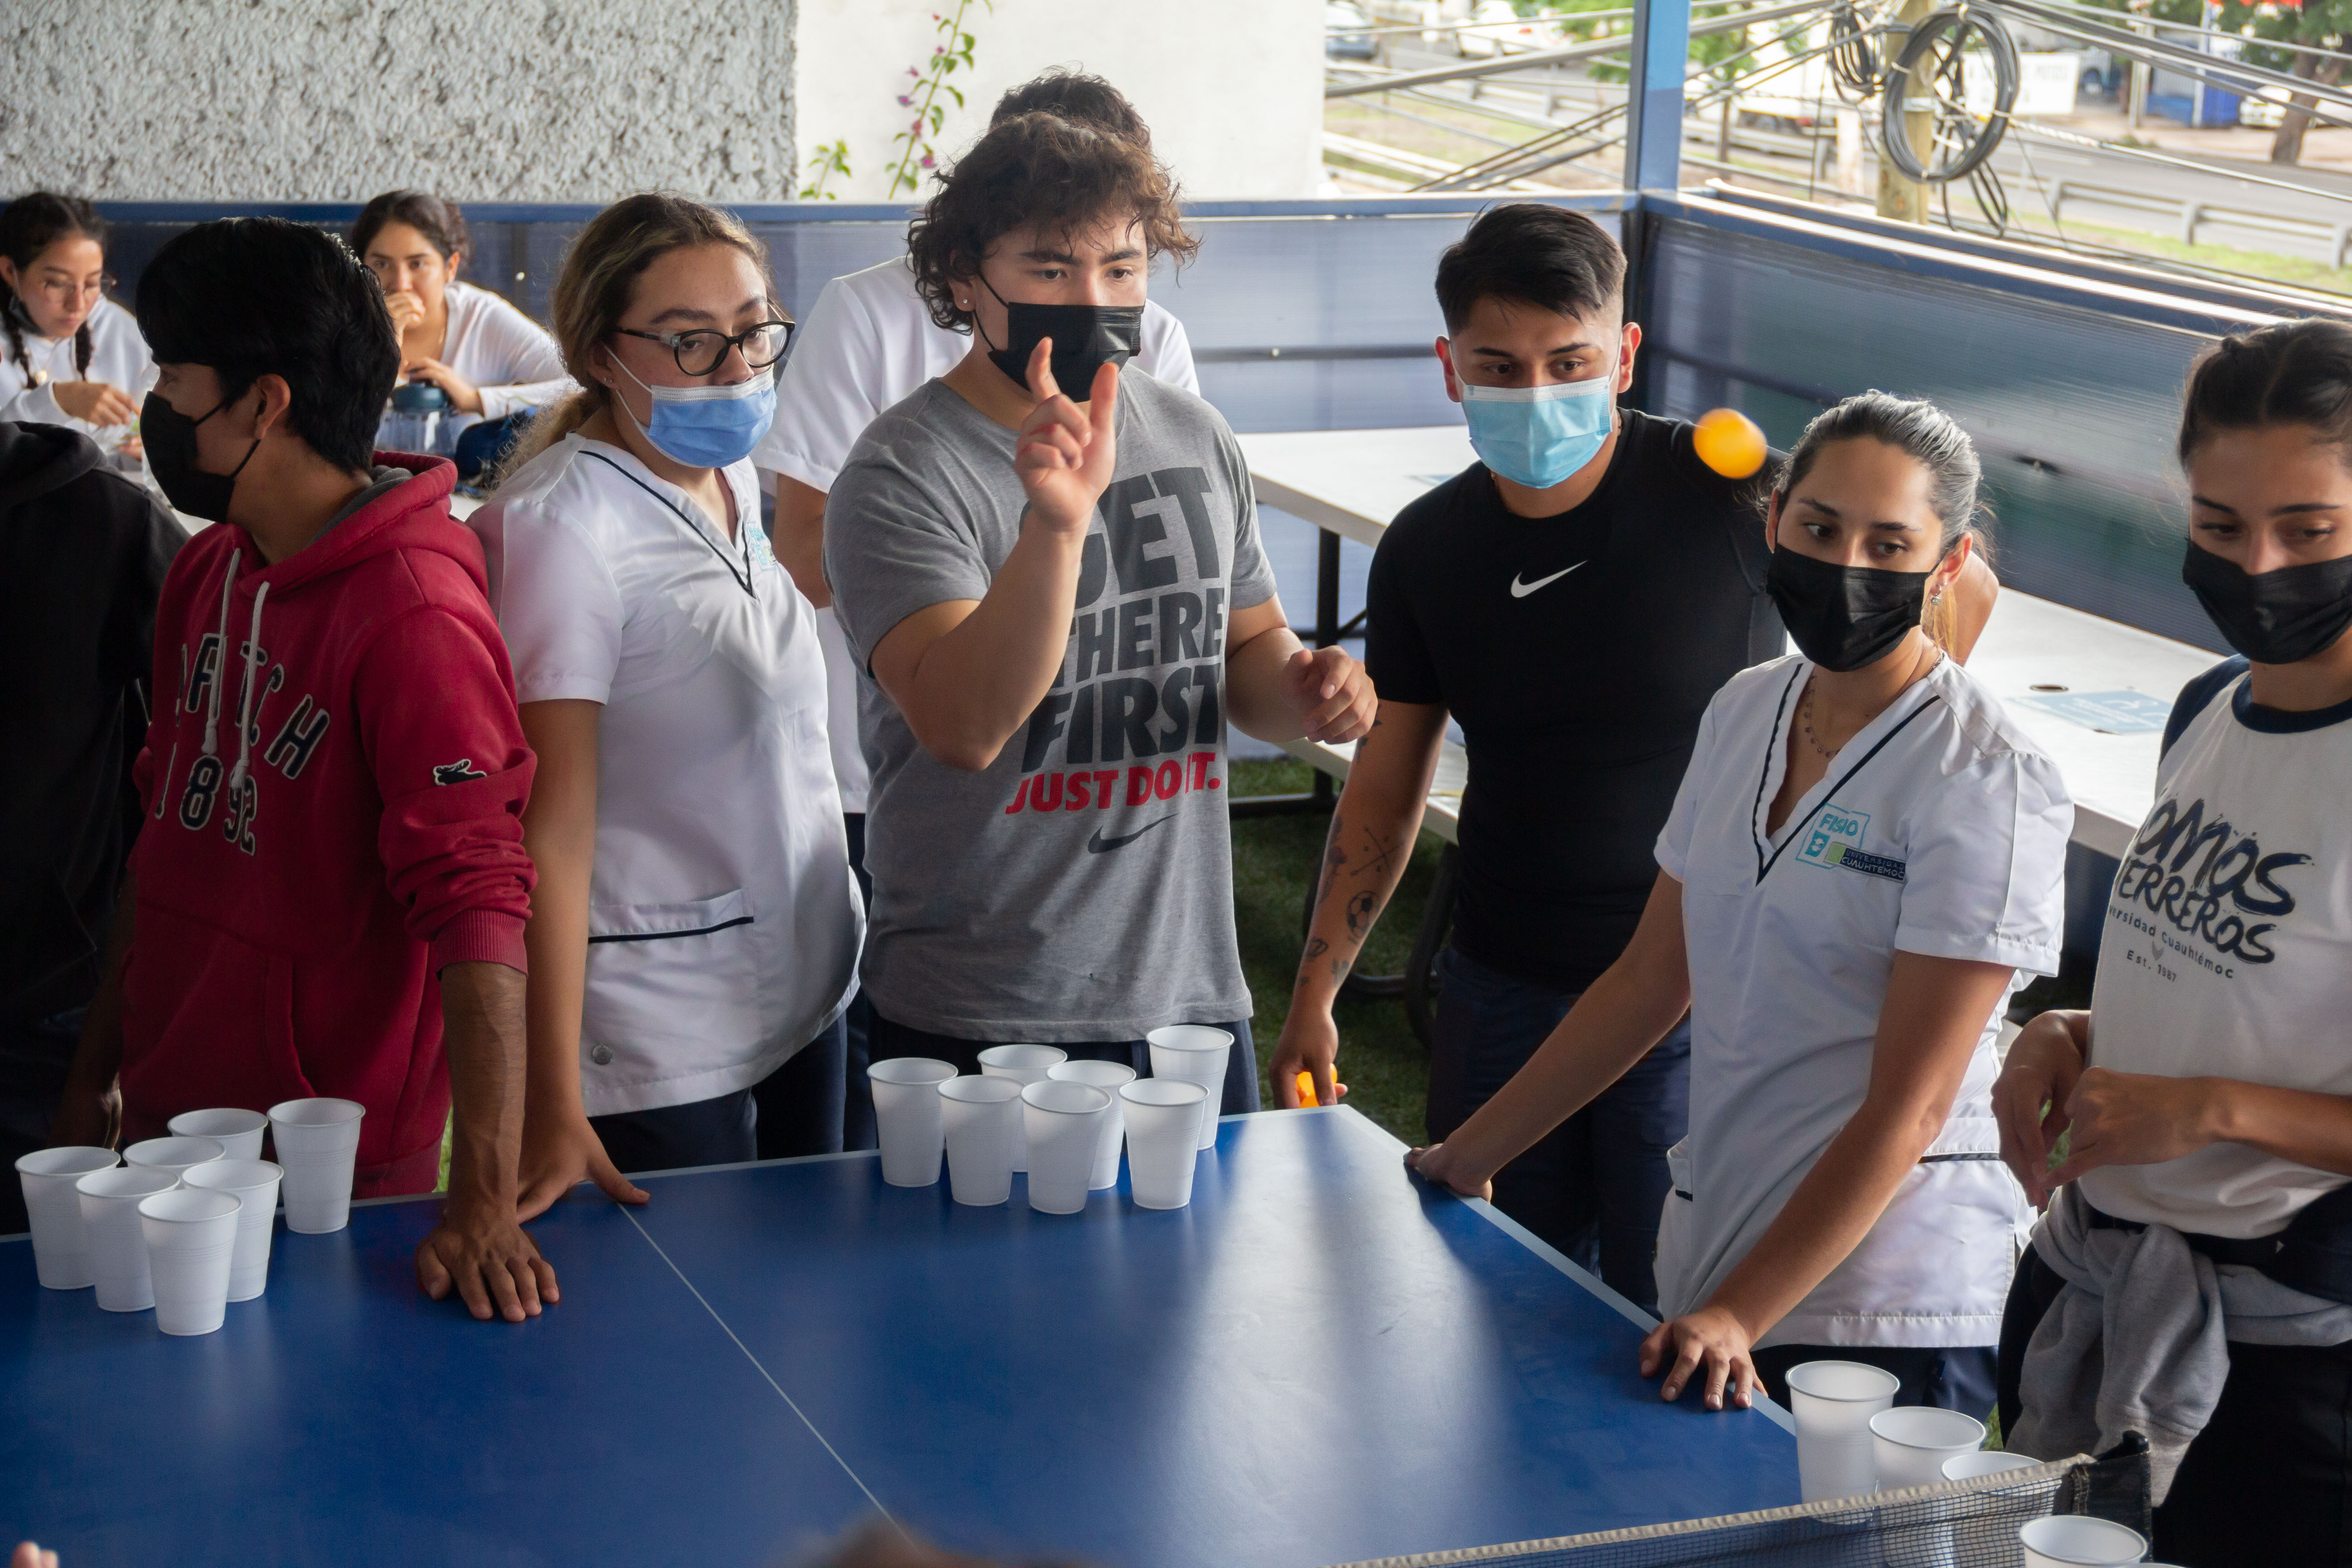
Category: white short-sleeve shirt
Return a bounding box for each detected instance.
[468,434,862,1116]
[752,255,1200,813]
[1653,653,2072,1348]
[0,296,156,434]
[2082,661,2352,1238]
[427,279,577,436]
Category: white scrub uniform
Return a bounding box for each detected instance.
[469,433,863,1117]
[0,295,155,436]
[1653,653,2071,1349]
[751,255,1199,813]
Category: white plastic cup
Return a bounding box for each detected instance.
[168,1108,270,1161]
[2020,1514,2149,1567]
[139,1187,242,1336]
[1145,1025,1232,1151]
[938,1076,1022,1206]
[181,1159,284,1302]
[75,1165,180,1311]
[866,1058,958,1187]
[1022,1081,1110,1215]
[1049,1060,1136,1190]
[1120,1079,1209,1210]
[1870,1406,1985,1490]
[1784,1360,1901,1502]
[1942,1451,2040,1481]
[123,1135,225,1181]
[266,1098,365,1233]
[977,1044,1066,1172]
[15,1147,120,1289]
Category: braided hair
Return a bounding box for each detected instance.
[0,192,107,382]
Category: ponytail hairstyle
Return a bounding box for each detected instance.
[1771,391,1992,651]
[497,194,769,479]
[2178,318,2352,469]
[0,192,108,379]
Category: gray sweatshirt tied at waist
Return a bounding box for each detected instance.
[2009,1181,2352,1501]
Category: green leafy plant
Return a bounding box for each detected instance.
[887,1,993,198]
[799,137,853,201]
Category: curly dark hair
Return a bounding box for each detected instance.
[906,112,1198,333]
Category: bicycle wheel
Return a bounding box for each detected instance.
[1879,6,2019,183]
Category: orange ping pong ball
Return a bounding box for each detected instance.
[1693,408,1767,479]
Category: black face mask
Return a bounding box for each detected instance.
[1766,546,1934,673]
[141,392,260,524]
[974,274,1142,395]
[2183,539,2352,665]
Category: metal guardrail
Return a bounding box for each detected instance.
[2050,180,2352,269]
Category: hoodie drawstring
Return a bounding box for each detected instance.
[200,554,240,758]
[226,581,270,794]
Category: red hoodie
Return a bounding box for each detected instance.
[121,455,535,1195]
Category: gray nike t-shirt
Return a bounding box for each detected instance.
[827,372,1276,1040]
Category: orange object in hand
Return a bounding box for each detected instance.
[1296,1071,1318,1108]
[1692,407,1768,479]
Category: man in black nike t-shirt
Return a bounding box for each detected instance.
[1274,206,1771,1309]
[1272,206,1999,1308]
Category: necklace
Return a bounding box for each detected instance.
[1799,642,1941,759]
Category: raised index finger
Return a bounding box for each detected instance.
[1027,337,1060,404]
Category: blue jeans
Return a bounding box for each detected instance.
[1426,947,1689,1314]
[598,1016,850,1175]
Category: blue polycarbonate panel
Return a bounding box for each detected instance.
[628,1109,1796,1568]
[1639,207,2249,648]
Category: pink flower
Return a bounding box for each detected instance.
[921,153,936,167]
[898,94,912,105]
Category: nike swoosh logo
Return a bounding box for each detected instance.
[1087,814,1177,853]
[1509,561,1586,598]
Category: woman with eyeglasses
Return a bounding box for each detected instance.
[466,195,862,1205]
[0,194,154,451]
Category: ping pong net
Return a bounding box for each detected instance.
[1328,1454,2115,1568]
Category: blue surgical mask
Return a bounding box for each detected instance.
[1459,372,1616,490]
[612,356,777,468]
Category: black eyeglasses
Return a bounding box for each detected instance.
[613,319,796,377]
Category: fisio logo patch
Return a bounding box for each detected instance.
[1797,803,1907,882]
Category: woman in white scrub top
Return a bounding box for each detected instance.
[469,196,862,1214]
[352,191,574,453]
[0,193,155,446]
[1413,393,2070,1417]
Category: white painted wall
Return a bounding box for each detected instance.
[790,0,1324,202]
[2,0,1319,205]
[2,0,794,201]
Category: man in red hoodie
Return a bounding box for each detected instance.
[51,218,550,1323]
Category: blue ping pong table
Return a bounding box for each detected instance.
[3,1106,1796,1568]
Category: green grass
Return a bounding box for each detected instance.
[1970,210,2352,299]
[1229,759,1441,1145]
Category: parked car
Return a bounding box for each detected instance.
[1327,0,1381,60]
[1458,0,1559,58]
[2239,83,2289,128]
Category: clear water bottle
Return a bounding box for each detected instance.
[379,381,450,456]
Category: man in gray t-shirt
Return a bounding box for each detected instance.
[825,111,1375,1111]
